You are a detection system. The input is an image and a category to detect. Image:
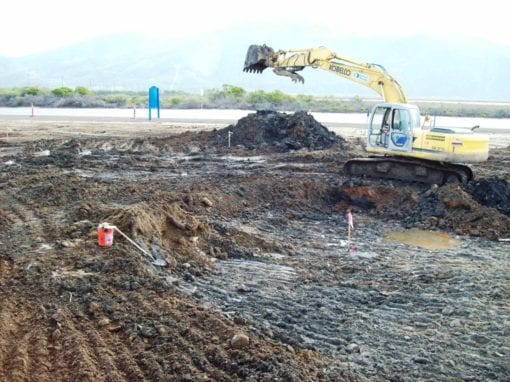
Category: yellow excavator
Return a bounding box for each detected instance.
[243,44,489,184]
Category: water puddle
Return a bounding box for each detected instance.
[385,228,459,250]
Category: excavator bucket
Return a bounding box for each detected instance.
[243,44,275,73]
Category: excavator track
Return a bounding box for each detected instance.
[344,157,473,185]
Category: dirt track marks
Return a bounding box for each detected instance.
[0,300,49,382]
[196,213,510,381]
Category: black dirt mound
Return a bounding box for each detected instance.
[467,178,510,216]
[211,110,346,151]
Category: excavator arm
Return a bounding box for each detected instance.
[244,45,407,104]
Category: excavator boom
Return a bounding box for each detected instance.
[244,44,407,104]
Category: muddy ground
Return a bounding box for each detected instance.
[0,111,509,382]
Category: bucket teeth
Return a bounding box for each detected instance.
[243,66,264,74]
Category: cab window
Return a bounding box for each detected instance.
[371,106,391,131]
[392,108,412,132]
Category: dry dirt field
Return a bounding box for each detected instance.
[0,111,509,382]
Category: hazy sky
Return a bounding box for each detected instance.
[2,0,509,56]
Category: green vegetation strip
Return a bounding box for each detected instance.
[1,85,509,118]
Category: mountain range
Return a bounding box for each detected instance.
[1,24,509,101]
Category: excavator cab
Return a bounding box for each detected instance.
[367,103,419,152]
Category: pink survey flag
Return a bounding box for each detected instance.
[347,210,354,229]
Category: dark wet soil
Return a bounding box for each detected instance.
[210,110,347,152]
[0,111,509,381]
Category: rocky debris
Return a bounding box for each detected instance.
[211,110,346,151]
[200,196,213,208]
[230,332,250,349]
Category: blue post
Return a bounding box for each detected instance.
[148,85,160,120]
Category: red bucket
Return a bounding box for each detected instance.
[97,223,114,247]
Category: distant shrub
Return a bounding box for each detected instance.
[103,94,129,106]
[245,90,267,104]
[493,108,510,118]
[53,94,106,108]
[175,95,203,109]
[265,90,293,105]
[296,94,314,105]
[223,84,246,98]
[21,86,42,96]
[161,97,179,108]
[75,86,92,96]
[131,96,147,107]
[172,96,182,105]
[0,88,21,97]
[207,84,246,103]
[51,87,73,97]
